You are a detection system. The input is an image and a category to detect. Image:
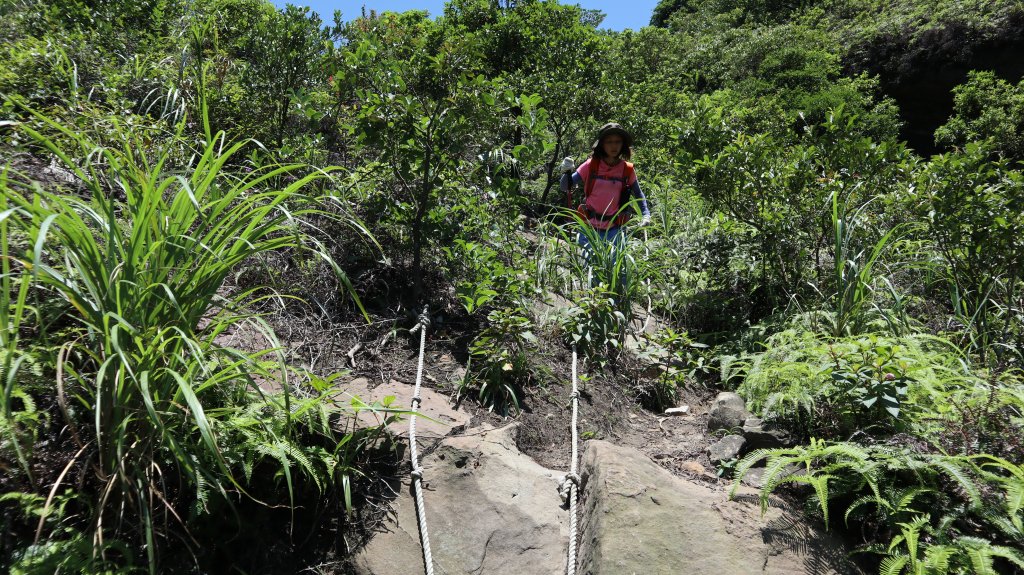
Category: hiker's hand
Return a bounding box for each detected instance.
[640,215,651,227]
[560,157,575,173]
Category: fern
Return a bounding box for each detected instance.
[928,456,981,508]
[879,555,908,575]
[959,536,1009,575]
[922,544,955,573]
[791,472,834,528]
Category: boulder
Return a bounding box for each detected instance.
[577,440,856,575]
[742,416,794,451]
[352,424,569,574]
[707,434,746,464]
[707,392,750,432]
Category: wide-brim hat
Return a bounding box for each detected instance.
[593,122,633,149]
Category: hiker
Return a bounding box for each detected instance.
[559,122,651,288]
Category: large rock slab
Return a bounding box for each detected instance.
[336,378,471,441]
[578,440,857,575]
[352,424,569,574]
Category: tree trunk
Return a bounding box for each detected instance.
[412,143,433,297]
[541,124,565,204]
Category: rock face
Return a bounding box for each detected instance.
[338,378,471,442]
[352,424,569,574]
[577,441,856,575]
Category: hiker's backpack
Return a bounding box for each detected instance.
[569,158,635,227]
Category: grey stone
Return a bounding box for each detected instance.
[739,463,805,489]
[743,428,786,451]
[707,392,751,432]
[352,424,568,574]
[742,417,794,451]
[578,441,857,575]
[713,391,747,412]
[707,434,746,463]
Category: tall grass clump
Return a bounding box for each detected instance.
[1,106,387,572]
[822,191,907,337]
[536,208,660,365]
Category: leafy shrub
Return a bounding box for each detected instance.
[557,286,629,368]
[915,143,1024,365]
[688,106,912,316]
[728,329,991,440]
[462,307,539,414]
[444,237,535,315]
[935,70,1024,161]
[732,440,1024,575]
[633,327,710,411]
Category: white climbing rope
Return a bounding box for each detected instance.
[558,346,582,575]
[408,307,435,575]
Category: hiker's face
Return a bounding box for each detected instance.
[602,134,623,158]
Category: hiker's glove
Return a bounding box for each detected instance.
[640,215,652,227]
[559,157,575,174]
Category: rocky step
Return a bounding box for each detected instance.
[353,425,856,574]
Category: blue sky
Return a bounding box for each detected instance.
[271,0,658,31]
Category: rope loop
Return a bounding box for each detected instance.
[410,307,431,334]
[408,303,434,575]
[557,472,582,505]
[418,306,431,329]
[565,346,581,575]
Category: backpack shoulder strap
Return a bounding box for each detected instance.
[584,157,599,199]
[620,161,635,204]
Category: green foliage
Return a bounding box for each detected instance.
[558,286,629,368]
[817,0,1024,76]
[732,440,1024,574]
[463,307,539,415]
[444,238,535,315]
[6,490,137,575]
[827,337,911,419]
[633,327,710,410]
[4,0,1024,571]
[239,4,329,147]
[337,16,545,290]
[442,0,604,203]
[822,190,907,337]
[729,328,990,439]
[1,106,381,571]
[936,70,1024,161]
[688,106,911,312]
[0,181,42,486]
[650,0,694,27]
[536,213,658,367]
[915,143,1024,364]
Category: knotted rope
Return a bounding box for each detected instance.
[408,307,434,575]
[558,346,582,575]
